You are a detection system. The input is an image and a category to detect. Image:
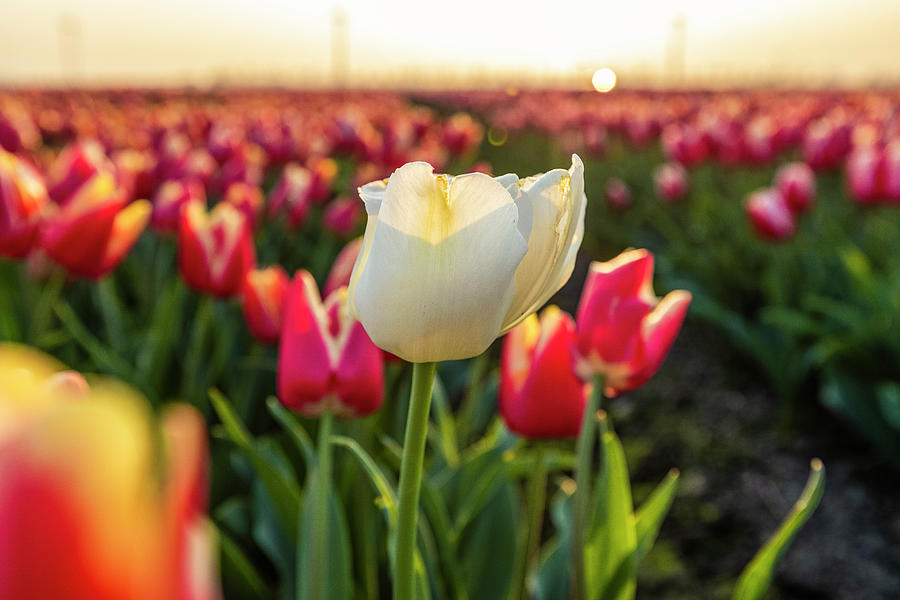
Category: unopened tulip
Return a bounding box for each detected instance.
[0,344,220,600]
[575,249,691,395]
[308,157,339,204]
[349,155,586,363]
[845,146,880,204]
[46,140,113,203]
[774,162,816,213]
[152,179,206,233]
[0,149,49,258]
[112,149,156,202]
[178,201,256,298]
[745,188,796,241]
[653,162,689,204]
[605,177,631,209]
[41,173,151,279]
[322,196,362,237]
[500,306,587,438]
[242,266,289,344]
[278,271,383,417]
[268,163,313,227]
[324,237,362,297]
[223,182,264,230]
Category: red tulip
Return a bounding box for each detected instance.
[322,196,362,237]
[308,157,338,204]
[278,271,383,418]
[0,149,49,258]
[41,174,151,279]
[0,345,220,600]
[177,201,256,298]
[152,179,206,233]
[223,182,264,230]
[746,188,796,241]
[323,237,362,298]
[575,249,691,395]
[774,162,816,213]
[653,162,689,204]
[604,177,631,209]
[242,266,289,344]
[500,306,587,438]
[46,140,113,203]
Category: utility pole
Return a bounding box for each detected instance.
[331,6,349,88]
[59,12,84,85]
[666,15,686,88]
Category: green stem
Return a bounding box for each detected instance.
[181,295,214,407]
[95,277,127,354]
[393,361,437,600]
[457,351,490,445]
[509,450,548,600]
[29,269,66,345]
[305,412,334,600]
[572,373,604,600]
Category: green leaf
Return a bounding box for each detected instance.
[634,469,679,562]
[533,485,576,600]
[216,524,272,600]
[733,459,825,600]
[585,429,637,600]
[209,389,301,536]
[430,375,460,467]
[876,382,900,431]
[457,481,518,600]
[267,397,316,466]
[296,472,354,600]
[332,435,399,525]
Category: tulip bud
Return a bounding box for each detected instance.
[324,237,362,298]
[348,155,586,363]
[745,188,796,241]
[605,177,631,209]
[0,149,49,258]
[575,249,691,395]
[774,162,816,213]
[46,140,113,203]
[242,266,289,344]
[653,162,689,204]
[845,145,881,204]
[177,201,256,298]
[500,307,587,438]
[322,196,362,237]
[278,271,384,417]
[152,179,206,233]
[41,174,151,279]
[268,163,313,227]
[223,182,264,230]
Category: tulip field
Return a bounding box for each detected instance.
[1,87,899,600]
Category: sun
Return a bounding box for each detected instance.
[592,68,617,92]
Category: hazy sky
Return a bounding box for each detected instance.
[2,0,899,87]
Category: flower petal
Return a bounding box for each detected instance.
[349,169,527,362]
[502,154,587,331]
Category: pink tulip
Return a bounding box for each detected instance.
[575,249,691,395]
[653,162,689,203]
[322,196,362,237]
[774,162,816,213]
[323,237,362,298]
[278,270,383,418]
[746,188,796,241]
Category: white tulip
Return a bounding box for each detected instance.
[348,155,586,363]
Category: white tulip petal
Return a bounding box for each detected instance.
[501,155,586,331]
[349,165,527,362]
[358,179,388,216]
